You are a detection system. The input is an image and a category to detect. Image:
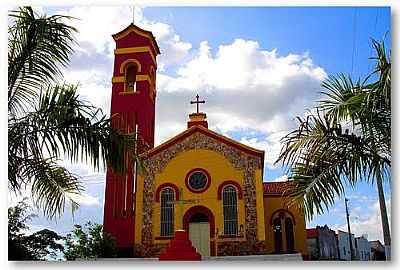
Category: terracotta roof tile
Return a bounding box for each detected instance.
[307,228,318,238]
[263,181,295,197]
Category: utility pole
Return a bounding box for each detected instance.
[376,172,391,260]
[345,198,354,260]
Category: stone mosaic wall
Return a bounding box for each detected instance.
[138,131,263,256]
[217,240,267,256]
[133,243,168,257]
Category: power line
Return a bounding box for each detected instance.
[82,181,104,185]
[350,7,358,78]
[77,173,105,179]
[367,8,380,74]
[374,8,380,35]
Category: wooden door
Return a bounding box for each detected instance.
[273,218,283,254]
[285,218,295,253]
[189,222,210,256]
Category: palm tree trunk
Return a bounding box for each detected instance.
[376,173,391,260]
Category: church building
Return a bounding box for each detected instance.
[103,23,308,258]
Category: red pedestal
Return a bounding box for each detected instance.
[159,230,202,261]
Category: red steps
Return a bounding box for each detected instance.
[159,230,202,261]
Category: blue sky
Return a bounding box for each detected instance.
[142,7,390,78]
[11,6,391,245]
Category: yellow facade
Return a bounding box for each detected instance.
[133,125,307,258]
[155,149,263,242]
[135,149,265,246]
[263,197,308,256]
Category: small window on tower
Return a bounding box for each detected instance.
[126,64,138,92]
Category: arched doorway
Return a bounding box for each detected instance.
[183,206,215,257]
[271,210,296,254]
[190,213,209,223]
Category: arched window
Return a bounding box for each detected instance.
[160,188,175,236]
[222,185,238,235]
[125,64,138,92]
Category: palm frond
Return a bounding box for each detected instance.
[9,84,137,177]
[276,110,386,220]
[8,7,76,118]
[8,7,142,219]
[276,39,391,219]
[9,84,138,217]
[16,157,82,218]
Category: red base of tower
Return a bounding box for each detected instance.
[159,230,202,261]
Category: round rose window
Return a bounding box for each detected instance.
[186,169,210,193]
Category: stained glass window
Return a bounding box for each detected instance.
[188,171,208,190]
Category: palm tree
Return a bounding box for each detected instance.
[8,7,137,218]
[276,39,391,259]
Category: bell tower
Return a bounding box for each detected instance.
[103,23,160,256]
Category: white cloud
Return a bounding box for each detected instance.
[23,224,46,235]
[61,69,112,116]
[50,6,192,122]
[45,6,328,172]
[8,190,33,208]
[67,192,101,207]
[56,7,133,56]
[54,6,191,67]
[239,132,286,169]
[59,158,105,176]
[156,38,326,146]
[147,19,192,70]
[270,175,289,182]
[43,7,327,157]
[331,199,391,242]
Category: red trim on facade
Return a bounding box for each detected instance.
[112,23,161,54]
[183,205,215,238]
[188,120,208,129]
[185,168,211,194]
[269,209,296,225]
[217,180,243,200]
[142,125,264,160]
[210,240,216,256]
[306,228,318,238]
[155,183,180,202]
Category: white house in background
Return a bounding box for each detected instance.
[337,230,356,260]
[355,235,371,261]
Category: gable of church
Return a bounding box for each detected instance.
[141,124,265,162]
[134,126,267,255]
